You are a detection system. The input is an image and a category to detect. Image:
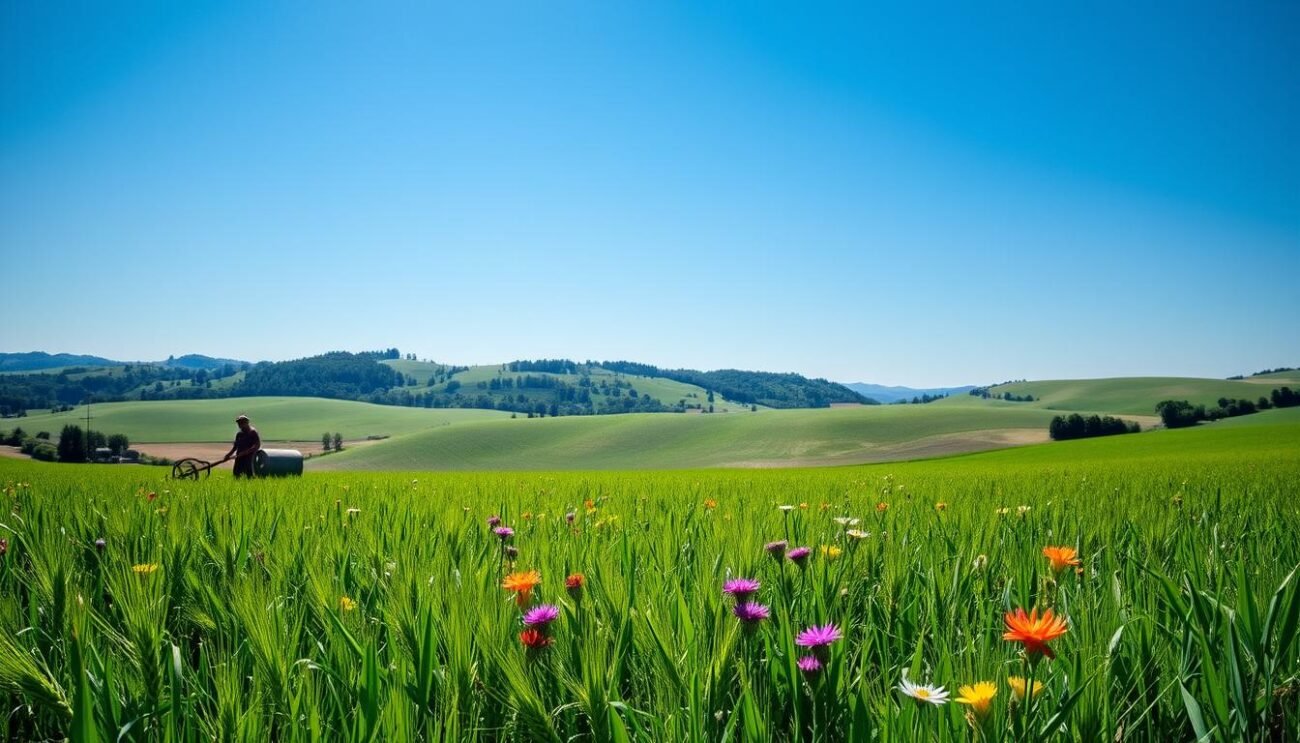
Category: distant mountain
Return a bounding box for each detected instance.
[0,352,119,372]
[844,382,976,404]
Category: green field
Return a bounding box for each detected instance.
[1,413,1296,740]
[14,397,510,442]
[979,376,1291,415]
[312,403,1062,470]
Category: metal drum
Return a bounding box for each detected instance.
[253,449,304,477]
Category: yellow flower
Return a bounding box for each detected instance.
[799,502,809,510]
[703,499,718,510]
[876,502,889,512]
[820,545,843,560]
[132,563,159,575]
[521,511,533,521]
[955,681,997,718]
[339,596,357,611]
[935,502,948,511]
[1007,676,1045,701]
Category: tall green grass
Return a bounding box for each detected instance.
[1,448,1296,740]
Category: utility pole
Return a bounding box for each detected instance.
[84,397,92,462]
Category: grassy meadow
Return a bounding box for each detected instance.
[16,398,511,443]
[982,376,1292,416]
[1,415,1297,740]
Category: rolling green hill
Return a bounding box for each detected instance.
[14,397,510,442]
[311,404,1061,471]
[974,376,1289,416]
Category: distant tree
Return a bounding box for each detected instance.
[751,404,758,412]
[106,433,129,454]
[57,424,86,462]
[35,431,50,440]
[706,390,715,403]
[3,427,24,446]
[332,433,343,451]
[1155,400,1205,429]
[322,433,332,451]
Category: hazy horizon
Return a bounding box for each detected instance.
[4,4,1297,387]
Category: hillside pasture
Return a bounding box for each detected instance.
[984,376,1283,415]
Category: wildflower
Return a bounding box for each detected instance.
[899,678,949,706]
[732,602,770,629]
[521,511,533,521]
[972,554,988,571]
[487,515,502,527]
[764,540,788,558]
[519,628,553,650]
[345,507,360,516]
[132,563,159,575]
[1003,607,1069,660]
[339,596,357,611]
[94,538,106,553]
[787,546,812,566]
[0,537,7,556]
[502,570,542,606]
[703,499,718,510]
[795,623,842,660]
[796,655,822,675]
[146,491,157,502]
[799,502,809,510]
[845,529,869,540]
[777,504,795,512]
[820,545,842,560]
[504,545,519,560]
[1172,494,1184,508]
[1042,546,1081,573]
[522,604,560,629]
[876,502,889,512]
[565,511,576,523]
[494,526,515,541]
[955,681,997,718]
[722,578,761,602]
[833,516,860,526]
[1017,505,1031,518]
[996,507,1010,516]
[935,502,948,511]
[1007,675,1045,701]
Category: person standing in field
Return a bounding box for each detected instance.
[223,414,261,479]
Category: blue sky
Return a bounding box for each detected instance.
[2,2,1297,386]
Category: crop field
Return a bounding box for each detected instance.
[1,416,1297,741]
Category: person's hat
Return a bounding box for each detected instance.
[235,414,250,422]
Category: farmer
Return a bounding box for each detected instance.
[223,414,262,479]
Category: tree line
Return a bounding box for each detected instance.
[1156,387,1300,428]
[597,361,872,408]
[1048,414,1140,441]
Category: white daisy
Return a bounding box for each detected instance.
[898,678,949,706]
[833,517,860,526]
[777,505,796,512]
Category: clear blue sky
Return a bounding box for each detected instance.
[2,2,1297,386]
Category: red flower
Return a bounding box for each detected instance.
[520,628,553,649]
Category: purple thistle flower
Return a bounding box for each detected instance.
[732,602,770,626]
[722,578,761,601]
[522,604,560,628]
[786,546,812,565]
[795,623,843,648]
[487,515,502,528]
[764,540,788,558]
[797,655,823,675]
[494,526,514,541]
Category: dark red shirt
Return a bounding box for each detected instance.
[233,427,261,460]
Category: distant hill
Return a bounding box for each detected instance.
[161,354,247,370]
[599,361,871,408]
[0,352,119,373]
[844,382,976,404]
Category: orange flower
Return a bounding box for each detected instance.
[520,628,552,649]
[1042,546,1081,573]
[876,502,889,512]
[703,499,718,510]
[565,573,585,590]
[502,570,542,606]
[1003,608,1069,659]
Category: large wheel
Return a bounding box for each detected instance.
[171,458,210,480]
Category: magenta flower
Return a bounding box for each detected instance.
[522,604,560,628]
[787,546,812,566]
[494,526,514,541]
[733,602,770,627]
[487,515,502,527]
[722,578,761,601]
[795,623,843,648]
[764,540,788,558]
[797,655,823,675]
